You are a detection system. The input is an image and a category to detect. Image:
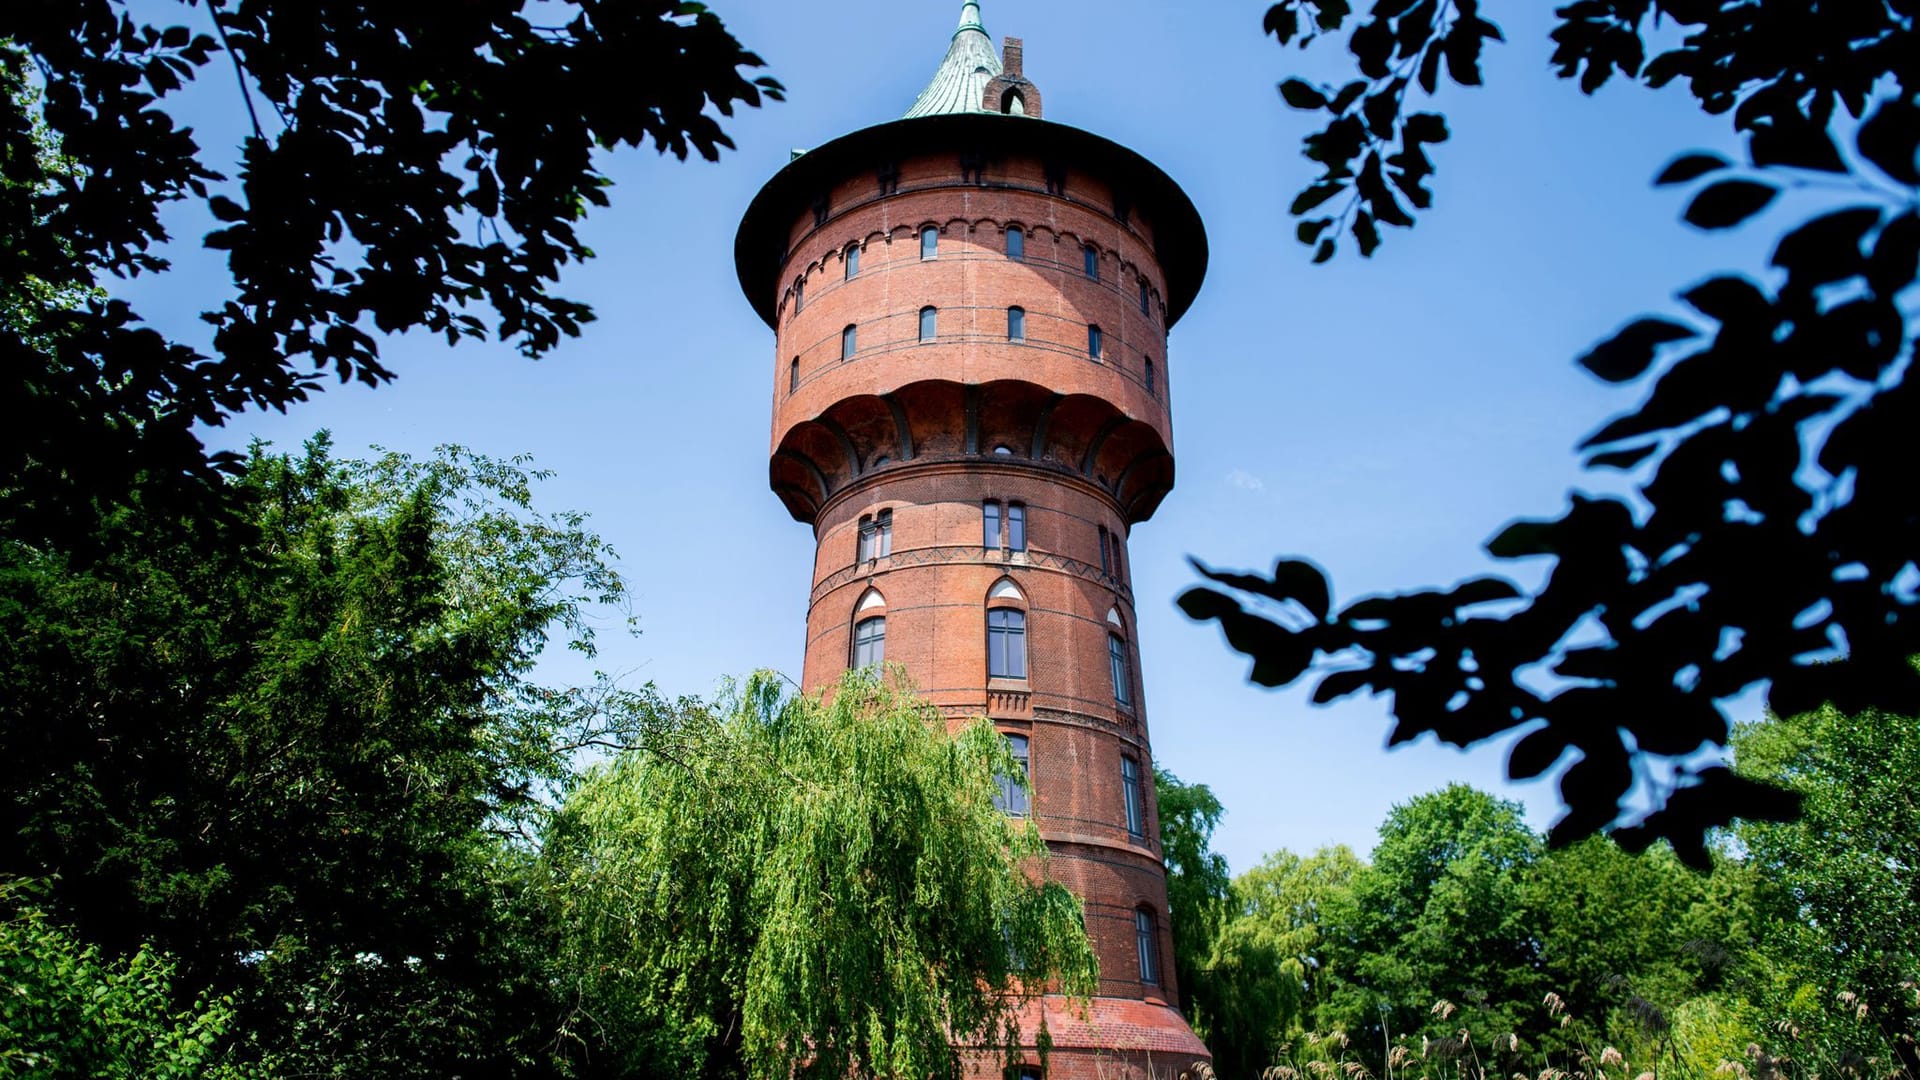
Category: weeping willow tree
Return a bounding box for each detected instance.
[547,668,1097,1080]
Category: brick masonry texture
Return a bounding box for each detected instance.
[751,111,1209,1076]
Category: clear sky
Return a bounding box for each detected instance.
[115,0,1779,876]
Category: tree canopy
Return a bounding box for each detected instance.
[1182,0,1920,859]
[1,0,779,545]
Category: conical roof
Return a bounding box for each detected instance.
[902,1,1002,118]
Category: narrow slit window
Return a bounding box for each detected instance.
[919,306,937,342]
[846,245,860,279]
[1109,633,1132,706]
[1007,504,1026,552]
[842,324,857,360]
[1122,754,1144,838]
[1006,226,1025,260]
[1083,244,1099,280]
[1135,907,1158,984]
[1139,278,1151,316]
[983,500,1001,549]
[1088,325,1103,360]
[794,277,803,313]
[875,508,893,557]
[856,515,876,562]
[921,226,939,260]
[1144,357,1156,397]
[789,357,799,394]
[1007,306,1025,340]
[1098,526,1111,575]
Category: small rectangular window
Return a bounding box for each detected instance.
[793,278,803,313]
[789,357,799,394]
[857,515,876,562]
[994,733,1031,816]
[1122,754,1144,838]
[846,246,860,279]
[1098,526,1111,575]
[876,508,893,557]
[1145,357,1156,397]
[853,616,886,669]
[1088,325,1103,360]
[1082,245,1098,280]
[1007,504,1026,552]
[919,306,937,342]
[1007,306,1025,341]
[1134,907,1158,984]
[1110,633,1132,707]
[1007,226,1025,260]
[921,226,939,260]
[1139,279,1150,316]
[983,500,1000,549]
[988,609,1028,679]
[842,324,857,360]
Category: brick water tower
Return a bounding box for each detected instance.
[734,4,1210,1075]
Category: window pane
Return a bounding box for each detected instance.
[1007,226,1024,260]
[1088,325,1102,359]
[1083,245,1098,280]
[1110,634,1131,706]
[994,733,1031,815]
[857,516,874,562]
[854,616,886,668]
[1007,504,1026,552]
[842,325,856,359]
[988,609,1027,679]
[1135,908,1157,983]
[877,509,892,557]
[1007,306,1024,340]
[920,306,936,342]
[846,246,859,279]
[921,226,938,259]
[1122,754,1144,837]
[984,501,1000,548]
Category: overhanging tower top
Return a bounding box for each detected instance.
[903,1,1006,118]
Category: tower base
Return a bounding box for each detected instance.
[967,995,1212,1080]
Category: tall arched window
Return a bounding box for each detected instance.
[1007,306,1025,340]
[1109,631,1132,706]
[919,306,937,342]
[789,357,799,394]
[1139,277,1151,316]
[841,324,857,360]
[988,609,1027,679]
[1006,503,1026,552]
[1006,225,1025,260]
[1144,356,1156,397]
[1135,907,1160,984]
[993,733,1031,815]
[1121,753,1145,838]
[983,500,1001,549]
[794,277,804,313]
[845,245,860,279]
[920,225,939,259]
[853,615,886,669]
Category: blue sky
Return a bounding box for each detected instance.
[117,0,1783,875]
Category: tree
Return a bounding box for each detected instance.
[1181,0,1920,860]
[545,669,1099,1080]
[2,1,780,545]
[0,437,656,1074]
[1734,700,1920,1078]
[1157,767,1233,1016]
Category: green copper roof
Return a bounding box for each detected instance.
[902,1,1003,118]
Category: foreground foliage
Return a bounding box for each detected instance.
[549,669,1098,1080]
[1186,0,1920,856]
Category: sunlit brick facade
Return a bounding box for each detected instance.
[734,6,1211,1076]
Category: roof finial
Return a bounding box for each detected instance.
[904,0,1004,117]
[957,0,985,35]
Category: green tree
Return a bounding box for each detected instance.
[2,2,779,545]
[0,881,263,1080]
[546,669,1099,1080]
[1735,702,1920,1078]
[1182,0,1919,857]
[1157,767,1232,1016]
[0,438,653,1074]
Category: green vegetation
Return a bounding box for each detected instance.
[1169,712,1920,1080]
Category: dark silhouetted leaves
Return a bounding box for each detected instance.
[1281,79,1330,109]
[1576,318,1696,383]
[1655,152,1730,186]
[1684,181,1778,230]
[1856,98,1920,186]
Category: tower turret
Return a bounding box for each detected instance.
[735,7,1210,1075]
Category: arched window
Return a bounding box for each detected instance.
[1006,225,1025,260]
[920,225,939,260]
[1088,325,1103,360]
[993,733,1031,815]
[1002,88,1026,115]
[1144,356,1156,397]
[845,245,860,279]
[1134,907,1159,984]
[1121,752,1145,838]
[1109,632,1132,706]
[1082,243,1099,280]
[789,357,799,394]
[841,324,857,360]
[1007,306,1025,340]
[1006,503,1026,552]
[1139,277,1151,316]
[794,277,804,313]
[1098,526,1111,575]
[988,609,1027,679]
[919,306,937,342]
[856,511,893,561]
[853,614,886,669]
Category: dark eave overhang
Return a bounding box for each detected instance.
[734,112,1209,331]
